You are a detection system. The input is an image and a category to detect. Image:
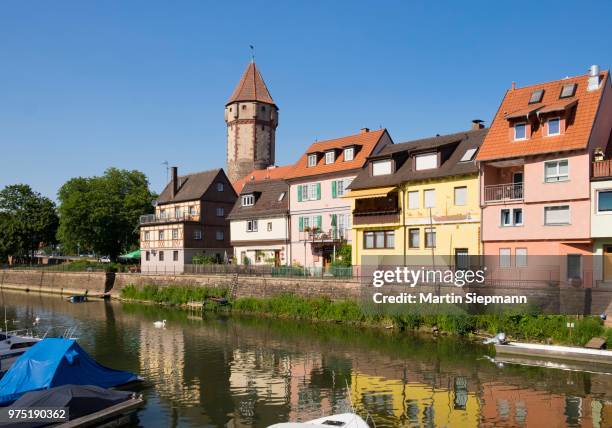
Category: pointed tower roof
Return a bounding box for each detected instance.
[226,62,276,106]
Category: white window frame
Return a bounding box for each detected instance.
[415,152,438,171]
[344,147,354,161]
[172,229,178,239]
[513,208,523,226]
[514,122,527,141]
[544,159,569,183]
[336,180,346,197]
[216,182,224,192]
[454,186,467,206]
[460,148,477,162]
[424,228,436,248]
[408,191,419,209]
[308,154,317,167]
[546,117,561,136]
[267,222,272,232]
[325,151,335,164]
[544,205,570,225]
[278,192,286,202]
[499,248,511,268]
[246,220,258,232]
[307,183,317,201]
[216,207,224,217]
[372,160,392,176]
[596,189,612,214]
[193,229,202,240]
[501,208,522,226]
[424,189,435,208]
[242,194,255,206]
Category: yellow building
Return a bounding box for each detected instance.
[346,126,486,267]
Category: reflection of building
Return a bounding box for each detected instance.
[229,349,289,400]
[138,323,200,403]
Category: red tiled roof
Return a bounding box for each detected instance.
[232,165,293,193]
[226,62,275,106]
[284,129,390,180]
[477,71,609,161]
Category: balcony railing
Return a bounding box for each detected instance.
[483,183,523,203]
[593,159,612,178]
[299,228,349,242]
[140,213,200,225]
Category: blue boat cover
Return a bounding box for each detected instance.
[0,338,138,405]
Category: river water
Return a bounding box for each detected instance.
[1,290,611,428]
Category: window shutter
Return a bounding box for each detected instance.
[297,185,303,202]
[316,215,322,229]
[316,183,321,200]
[331,213,337,227]
[299,216,304,232]
[331,181,337,198]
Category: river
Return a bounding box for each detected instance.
[1,290,611,427]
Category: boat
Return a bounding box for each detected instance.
[267,413,370,428]
[494,341,612,366]
[67,295,88,303]
[0,338,141,405]
[2,384,144,428]
[0,330,43,375]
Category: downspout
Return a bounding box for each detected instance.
[401,184,407,266]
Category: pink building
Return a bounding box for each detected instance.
[285,128,393,269]
[477,66,612,285]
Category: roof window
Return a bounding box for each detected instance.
[529,89,544,104]
[560,83,576,99]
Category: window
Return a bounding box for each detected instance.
[344,147,354,161]
[409,228,420,248]
[415,153,437,170]
[145,251,150,261]
[160,209,166,218]
[567,254,582,279]
[460,148,477,162]
[308,184,317,201]
[174,207,181,218]
[499,248,511,268]
[597,190,612,213]
[332,179,350,198]
[159,251,164,261]
[325,151,335,164]
[425,228,436,248]
[363,230,395,249]
[278,192,286,201]
[301,216,310,231]
[267,222,272,232]
[547,118,560,136]
[247,220,258,232]
[242,194,255,206]
[544,205,570,225]
[516,248,528,267]
[513,208,523,226]
[193,229,202,240]
[216,207,224,217]
[242,105,246,110]
[514,123,527,140]
[188,205,195,215]
[158,230,164,240]
[173,251,179,262]
[408,191,419,209]
[216,182,224,192]
[216,230,224,241]
[501,208,522,226]
[560,83,576,99]
[308,154,317,167]
[144,231,150,241]
[529,89,544,104]
[424,189,435,208]
[544,160,568,182]
[454,187,467,206]
[372,160,392,176]
[172,229,178,239]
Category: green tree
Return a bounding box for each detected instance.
[331,244,352,267]
[0,184,59,262]
[57,168,155,260]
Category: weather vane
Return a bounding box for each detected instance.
[249,45,255,63]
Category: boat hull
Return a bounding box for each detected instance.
[495,342,612,366]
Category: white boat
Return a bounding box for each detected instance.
[268,413,370,428]
[495,341,612,365]
[0,330,43,374]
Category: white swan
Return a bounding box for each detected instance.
[153,320,166,328]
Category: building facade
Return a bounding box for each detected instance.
[225,62,278,184]
[592,156,612,286]
[228,178,290,266]
[347,126,486,267]
[285,128,393,269]
[140,168,237,273]
[477,66,612,285]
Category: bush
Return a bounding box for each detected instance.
[121,284,228,305]
[192,255,220,265]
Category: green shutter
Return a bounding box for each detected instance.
[331,181,337,198]
[297,185,303,202]
[316,183,321,200]
[299,216,304,232]
[316,215,322,230]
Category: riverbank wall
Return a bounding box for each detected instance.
[0,270,114,296]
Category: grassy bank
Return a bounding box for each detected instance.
[120,284,612,347]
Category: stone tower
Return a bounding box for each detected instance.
[225,61,278,184]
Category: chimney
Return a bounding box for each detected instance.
[360,127,370,134]
[511,81,516,90]
[171,167,178,198]
[471,119,485,130]
[588,64,601,91]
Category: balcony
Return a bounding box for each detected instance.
[139,213,200,225]
[483,183,523,203]
[299,228,349,243]
[593,159,612,179]
[353,193,400,225]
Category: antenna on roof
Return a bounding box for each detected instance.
[162,161,169,183]
[249,45,255,63]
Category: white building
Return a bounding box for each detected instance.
[228,179,290,266]
[591,157,612,286]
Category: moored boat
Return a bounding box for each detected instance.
[494,341,612,366]
[267,413,370,428]
[0,330,43,375]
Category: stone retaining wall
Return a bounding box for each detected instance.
[0,270,111,296]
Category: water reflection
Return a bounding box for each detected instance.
[1,290,611,427]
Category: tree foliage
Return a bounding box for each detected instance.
[57,168,155,259]
[0,184,59,262]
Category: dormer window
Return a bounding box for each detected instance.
[514,123,527,140]
[560,83,576,99]
[241,194,254,206]
[529,89,544,104]
[307,154,317,167]
[344,147,354,161]
[415,153,438,170]
[547,117,560,136]
[460,148,478,162]
[372,159,392,176]
[325,151,335,164]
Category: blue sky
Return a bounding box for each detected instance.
[1,1,610,199]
